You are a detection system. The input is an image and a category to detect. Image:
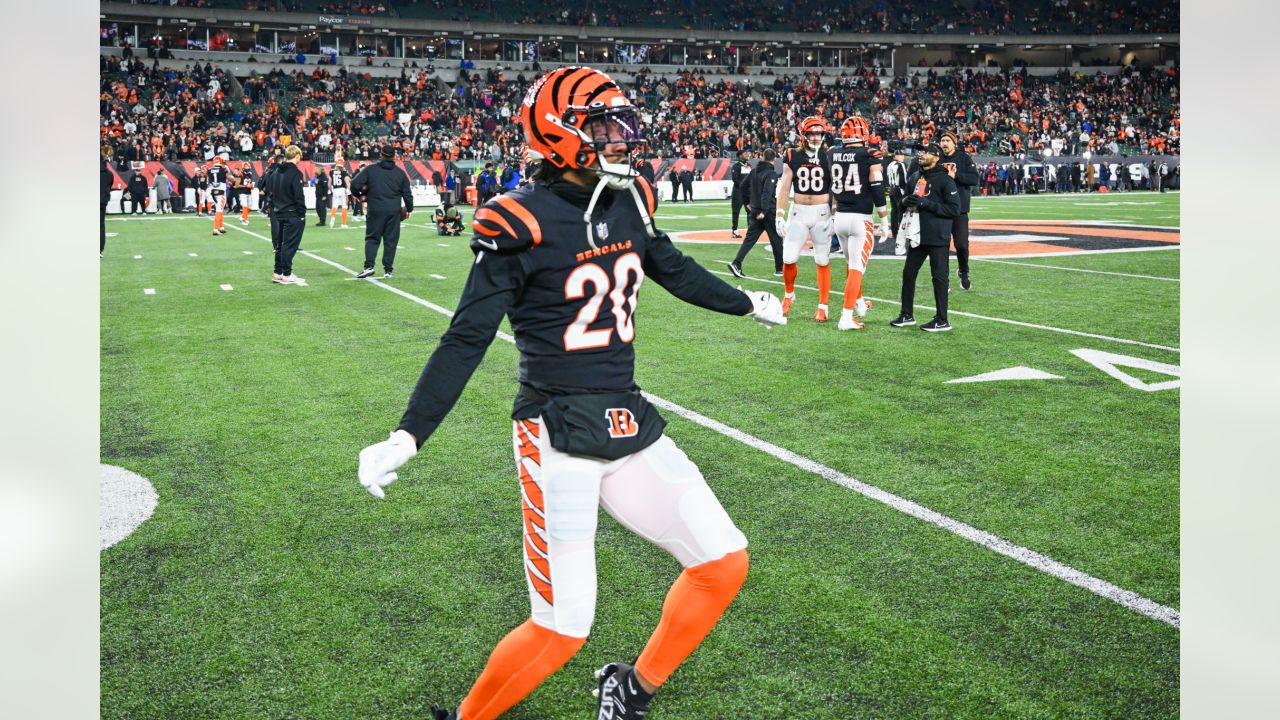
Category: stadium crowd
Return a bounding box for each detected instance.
[101,48,1179,189]
[115,0,1177,34]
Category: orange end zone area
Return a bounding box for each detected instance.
[970,221,1181,243]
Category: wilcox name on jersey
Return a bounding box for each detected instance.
[827,146,881,214]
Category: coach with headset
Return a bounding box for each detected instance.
[352,144,414,280]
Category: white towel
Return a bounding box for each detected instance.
[900,209,921,248]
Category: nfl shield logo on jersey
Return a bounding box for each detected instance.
[595,222,609,240]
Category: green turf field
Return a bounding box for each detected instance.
[101,191,1180,719]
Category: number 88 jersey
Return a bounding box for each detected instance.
[784,147,831,196]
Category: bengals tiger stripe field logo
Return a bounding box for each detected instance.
[606,408,639,438]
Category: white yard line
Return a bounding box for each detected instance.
[711,270,1179,353]
[224,223,1179,628]
[971,257,1180,281]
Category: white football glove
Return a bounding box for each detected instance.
[357,429,418,499]
[741,288,788,329]
[878,220,892,244]
[774,215,788,239]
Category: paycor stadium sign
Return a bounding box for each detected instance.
[318,15,376,26]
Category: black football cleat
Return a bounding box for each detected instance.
[355,268,375,279]
[726,262,746,278]
[594,662,653,720]
[889,314,916,327]
[429,704,457,720]
[959,271,972,290]
[921,318,953,332]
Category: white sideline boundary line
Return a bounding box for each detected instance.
[971,257,1179,281]
[710,270,1179,353]
[225,223,1180,628]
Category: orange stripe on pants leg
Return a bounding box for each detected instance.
[458,619,586,720]
[634,549,749,687]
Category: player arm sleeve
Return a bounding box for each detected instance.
[643,230,753,315]
[396,251,525,447]
[868,165,886,209]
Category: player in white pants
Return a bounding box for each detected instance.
[827,117,891,330]
[775,115,836,321]
[512,418,747,639]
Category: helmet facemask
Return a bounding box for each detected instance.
[565,104,645,189]
[805,131,825,152]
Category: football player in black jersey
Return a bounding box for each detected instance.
[826,117,891,330]
[356,66,786,720]
[774,115,835,321]
[206,157,229,235]
[329,149,350,228]
[236,162,254,225]
[194,168,209,217]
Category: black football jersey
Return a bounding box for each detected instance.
[784,147,830,196]
[826,145,881,214]
[206,164,228,193]
[195,174,208,190]
[395,177,751,445]
[332,165,349,189]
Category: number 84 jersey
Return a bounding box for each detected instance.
[784,147,831,196]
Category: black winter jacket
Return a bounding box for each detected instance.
[906,166,961,247]
[352,158,414,216]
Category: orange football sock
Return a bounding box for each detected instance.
[843,269,864,310]
[214,210,224,229]
[457,620,585,720]
[634,549,749,687]
[241,206,250,222]
[782,263,798,294]
[816,264,831,306]
[342,208,348,224]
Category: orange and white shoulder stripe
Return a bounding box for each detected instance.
[472,193,544,248]
[634,176,658,218]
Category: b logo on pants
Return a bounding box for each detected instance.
[606,408,639,438]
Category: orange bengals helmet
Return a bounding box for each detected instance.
[840,116,870,144]
[798,115,829,150]
[520,66,644,188]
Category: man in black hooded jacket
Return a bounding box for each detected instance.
[352,145,414,279]
[891,143,961,332]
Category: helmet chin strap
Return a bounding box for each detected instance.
[582,176,611,250]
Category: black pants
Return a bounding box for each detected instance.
[276,217,304,276]
[951,213,970,275]
[730,190,744,231]
[682,180,694,202]
[901,244,949,322]
[100,203,107,253]
[670,180,679,201]
[363,212,402,273]
[732,212,783,272]
[127,198,145,214]
[271,214,283,274]
[316,197,330,225]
